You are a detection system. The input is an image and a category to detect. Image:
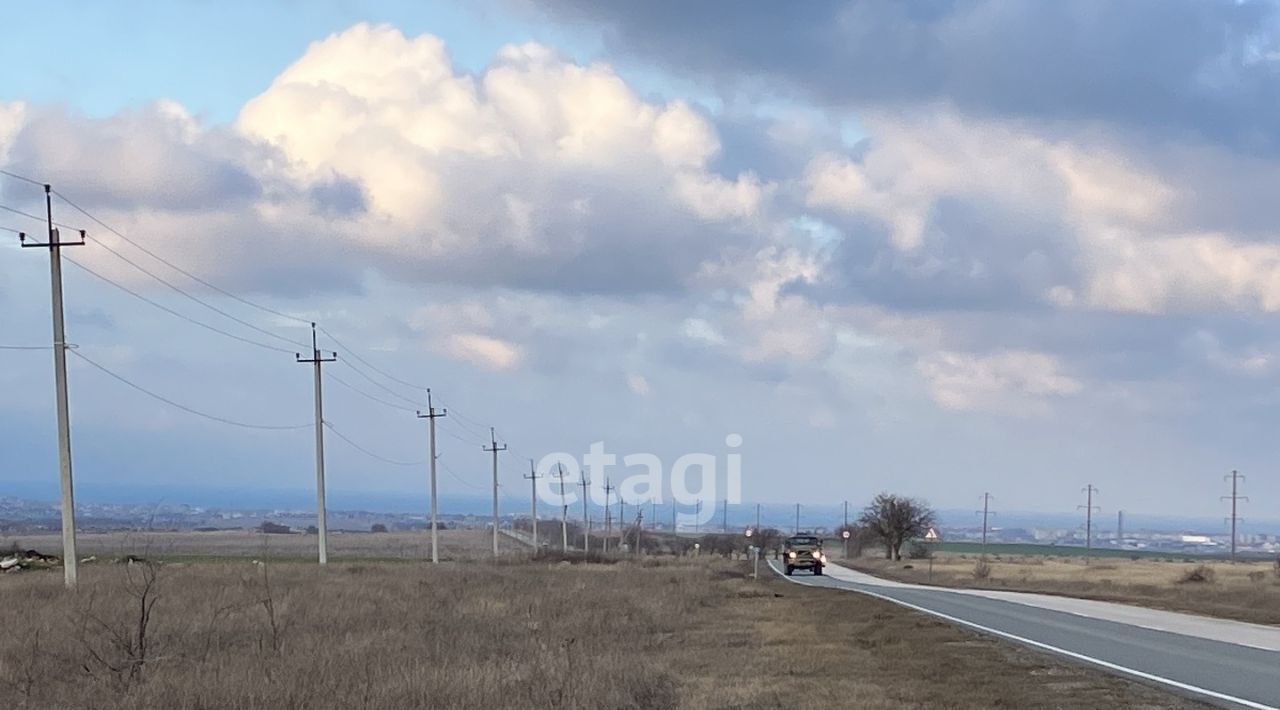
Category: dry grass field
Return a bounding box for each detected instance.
[851,552,1280,625]
[3,528,528,562]
[0,538,1205,709]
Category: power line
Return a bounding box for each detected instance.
[50,188,312,326]
[0,168,43,187]
[323,421,423,467]
[70,350,311,431]
[317,326,427,391]
[438,457,486,490]
[336,357,426,408]
[325,371,419,413]
[62,256,297,354]
[436,421,486,447]
[83,235,306,349]
[0,345,52,350]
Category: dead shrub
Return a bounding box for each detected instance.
[972,559,991,580]
[1177,564,1216,584]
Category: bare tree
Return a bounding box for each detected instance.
[858,493,935,561]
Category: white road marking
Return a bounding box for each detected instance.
[822,562,1280,652]
[771,562,1278,710]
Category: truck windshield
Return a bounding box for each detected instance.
[788,537,819,545]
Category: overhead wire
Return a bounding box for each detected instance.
[325,371,419,413]
[336,357,426,408]
[318,326,428,391]
[323,421,423,467]
[70,350,311,431]
[83,236,307,349]
[0,168,43,187]
[63,256,298,355]
[50,187,312,326]
[0,345,52,350]
[7,170,547,469]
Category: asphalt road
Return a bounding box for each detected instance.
[770,560,1280,709]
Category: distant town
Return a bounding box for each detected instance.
[3,495,1274,558]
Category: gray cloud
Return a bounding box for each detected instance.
[535,0,1280,151]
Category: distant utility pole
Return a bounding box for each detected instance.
[619,494,627,546]
[297,323,336,566]
[651,499,657,531]
[671,501,677,534]
[1117,510,1124,545]
[794,504,800,534]
[694,500,702,533]
[483,428,506,558]
[416,390,446,564]
[1222,470,1248,561]
[524,459,540,549]
[603,479,615,553]
[843,500,850,559]
[555,463,568,551]
[635,509,643,555]
[18,184,85,590]
[579,470,591,555]
[755,503,761,535]
[1078,485,1100,563]
[722,499,728,533]
[976,493,995,558]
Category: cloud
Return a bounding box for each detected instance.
[232,23,772,295]
[443,333,523,370]
[916,349,1082,415]
[799,109,1280,316]
[534,0,1280,151]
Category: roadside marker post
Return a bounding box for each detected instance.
[924,526,941,583]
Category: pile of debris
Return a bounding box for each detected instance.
[1,549,61,572]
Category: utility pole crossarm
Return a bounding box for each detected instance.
[416,389,445,564]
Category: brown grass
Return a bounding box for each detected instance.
[3,528,528,562]
[0,540,1205,709]
[852,553,1280,625]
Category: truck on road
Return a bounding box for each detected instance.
[784,534,825,576]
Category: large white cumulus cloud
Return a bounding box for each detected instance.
[235,23,769,293]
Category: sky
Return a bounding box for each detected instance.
[2,0,1280,522]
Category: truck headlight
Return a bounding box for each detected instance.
[788,551,797,559]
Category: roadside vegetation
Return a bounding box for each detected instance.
[850,552,1280,625]
[0,532,1206,709]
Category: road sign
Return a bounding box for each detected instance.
[924,527,940,541]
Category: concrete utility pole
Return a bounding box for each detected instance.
[1078,485,1100,563]
[524,459,540,549]
[1222,470,1248,561]
[1117,510,1124,545]
[635,509,643,555]
[18,184,85,590]
[794,504,800,534]
[603,479,615,553]
[416,390,445,564]
[619,494,626,547]
[722,499,728,533]
[555,462,568,551]
[671,501,677,534]
[483,428,506,558]
[651,499,657,531]
[976,492,995,558]
[694,500,701,533]
[755,503,761,536]
[579,470,591,555]
[296,323,336,565]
